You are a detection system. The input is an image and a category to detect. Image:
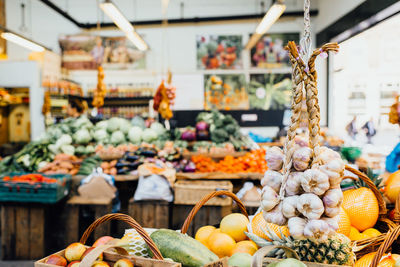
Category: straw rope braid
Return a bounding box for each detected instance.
[278,46,305,199]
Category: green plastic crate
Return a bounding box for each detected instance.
[0,172,71,203]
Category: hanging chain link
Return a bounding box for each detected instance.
[299,0,311,64]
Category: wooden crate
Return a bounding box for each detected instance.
[172,204,231,236]
[1,203,45,260]
[174,180,233,206]
[64,196,112,245]
[128,199,171,229]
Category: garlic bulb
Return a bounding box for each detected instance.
[261,186,280,212]
[263,202,287,226]
[261,170,283,192]
[285,172,303,196]
[266,146,284,171]
[301,169,330,195]
[297,193,324,220]
[322,216,339,233]
[288,217,307,239]
[292,147,312,171]
[325,205,340,218]
[320,166,342,188]
[304,219,330,241]
[318,147,341,165]
[323,188,343,208]
[282,195,299,218]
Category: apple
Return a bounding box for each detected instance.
[80,247,103,261]
[93,236,114,247]
[45,254,67,266]
[66,261,80,267]
[114,258,134,267]
[65,242,87,262]
[92,261,110,267]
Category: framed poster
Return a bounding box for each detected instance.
[204,74,248,110]
[197,35,243,69]
[250,33,299,68]
[59,35,146,70]
[248,73,292,110]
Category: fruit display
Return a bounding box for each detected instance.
[384,169,400,203]
[191,149,267,173]
[38,154,82,175]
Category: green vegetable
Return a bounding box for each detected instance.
[110,131,125,145]
[142,128,158,143]
[149,229,218,267]
[150,122,166,136]
[86,145,95,154]
[60,144,75,155]
[73,128,92,145]
[93,129,108,142]
[95,120,108,130]
[128,126,143,144]
[107,117,122,132]
[228,253,252,267]
[119,119,132,135]
[131,116,146,129]
[75,146,86,155]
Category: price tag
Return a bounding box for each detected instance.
[241,114,258,122]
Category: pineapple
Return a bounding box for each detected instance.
[246,225,355,266]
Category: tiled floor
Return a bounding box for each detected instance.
[0,261,34,266]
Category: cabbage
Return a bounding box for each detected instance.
[55,134,73,148]
[111,131,125,145]
[131,116,146,129]
[60,144,75,155]
[119,119,132,134]
[95,120,108,130]
[128,126,143,144]
[107,117,121,132]
[74,129,92,145]
[72,115,93,130]
[142,128,158,143]
[150,122,165,136]
[93,129,108,142]
[86,145,95,154]
[75,146,86,155]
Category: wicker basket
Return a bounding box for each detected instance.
[370,225,400,267]
[174,180,233,206]
[180,190,248,234]
[35,213,179,267]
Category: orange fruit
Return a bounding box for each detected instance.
[251,212,289,241]
[349,227,361,241]
[342,188,379,232]
[195,226,216,248]
[385,170,400,203]
[208,232,236,258]
[220,213,249,242]
[232,241,258,256]
[362,228,382,238]
[337,207,352,237]
[355,252,398,267]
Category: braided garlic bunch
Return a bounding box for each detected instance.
[262,145,345,241]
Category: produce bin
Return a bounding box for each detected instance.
[0,173,71,203]
[174,180,233,206]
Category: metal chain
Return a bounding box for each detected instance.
[299,0,311,64]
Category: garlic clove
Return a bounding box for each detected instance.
[282,195,299,218]
[288,217,307,240]
[318,147,341,165]
[320,166,342,188]
[301,169,330,195]
[304,219,330,241]
[261,186,280,212]
[285,172,304,196]
[266,146,284,171]
[261,170,283,193]
[323,188,343,208]
[292,147,312,171]
[321,216,339,233]
[263,202,287,226]
[297,193,324,220]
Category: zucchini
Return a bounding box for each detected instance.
[149,229,218,267]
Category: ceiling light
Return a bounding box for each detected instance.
[100,1,149,51]
[1,32,45,52]
[245,1,286,50]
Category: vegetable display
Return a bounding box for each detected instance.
[2,173,57,184]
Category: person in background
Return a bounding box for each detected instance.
[67,98,88,118]
[362,117,377,144]
[91,37,104,66]
[346,116,358,140]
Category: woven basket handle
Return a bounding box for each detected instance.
[80,243,130,267]
[252,246,300,267]
[371,225,400,267]
[393,193,400,224]
[345,165,387,214]
[180,191,248,234]
[79,213,164,260]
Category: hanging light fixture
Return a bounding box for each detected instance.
[1,32,45,52]
[245,0,286,50]
[100,0,148,51]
